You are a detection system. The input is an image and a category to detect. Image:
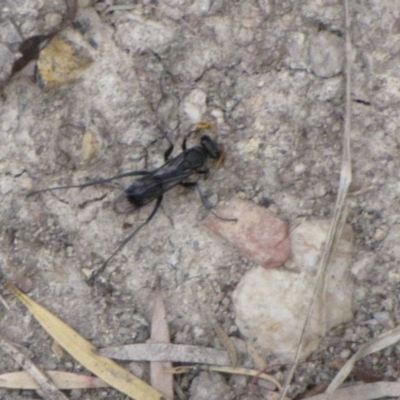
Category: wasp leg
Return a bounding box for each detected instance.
[181,121,214,151]
[28,170,151,196]
[181,127,201,151]
[143,132,174,164]
[180,181,237,222]
[88,195,163,283]
[182,134,191,151]
[163,136,174,161]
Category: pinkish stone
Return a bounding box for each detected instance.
[203,197,290,268]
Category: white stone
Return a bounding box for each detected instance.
[310,32,344,78]
[77,203,99,223]
[294,163,306,175]
[233,219,354,362]
[115,18,176,54]
[183,89,207,123]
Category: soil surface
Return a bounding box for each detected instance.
[1,1,400,399]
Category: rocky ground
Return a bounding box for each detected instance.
[1,1,400,399]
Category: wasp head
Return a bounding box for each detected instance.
[200,135,222,159]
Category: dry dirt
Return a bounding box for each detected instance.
[1,1,400,399]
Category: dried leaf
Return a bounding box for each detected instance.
[0,371,108,390]
[0,336,68,400]
[150,284,173,399]
[99,343,230,365]
[6,283,166,400]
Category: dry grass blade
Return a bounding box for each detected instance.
[266,393,292,400]
[279,1,353,398]
[171,365,282,391]
[0,293,9,310]
[6,283,167,400]
[0,336,69,400]
[322,324,400,398]
[210,319,238,367]
[196,292,238,367]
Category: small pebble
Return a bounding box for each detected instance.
[294,163,306,175]
[310,32,344,78]
[14,276,33,293]
[183,89,207,123]
[204,197,290,268]
[340,349,351,359]
[374,227,388,242]
[373,311,390,323]
[232,219,353,361]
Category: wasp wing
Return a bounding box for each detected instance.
[113,156,197,214]
[113,191,139,214]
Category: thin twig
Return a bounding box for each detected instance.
[279,0,353,398]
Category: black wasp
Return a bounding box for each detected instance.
[29,124,232,280]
